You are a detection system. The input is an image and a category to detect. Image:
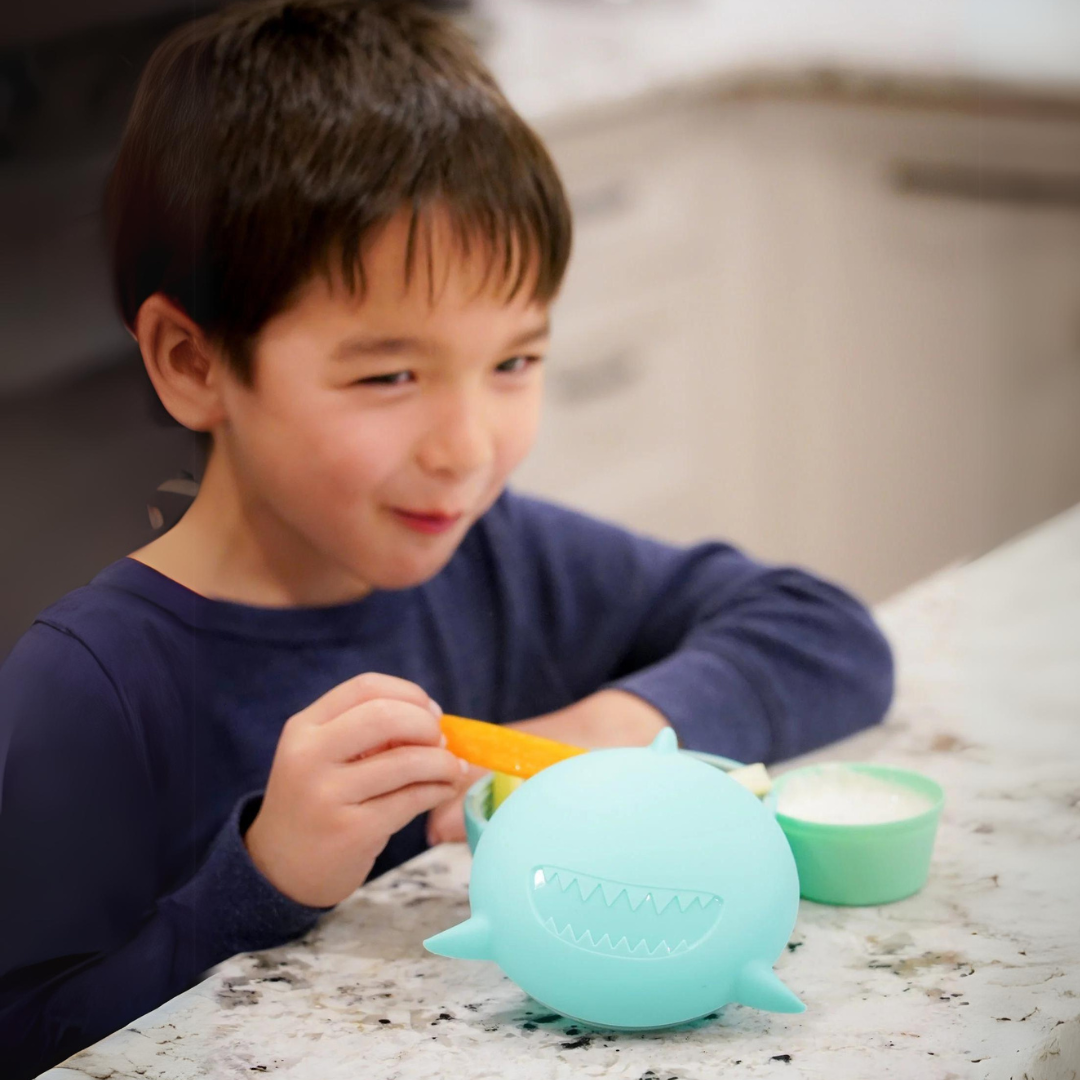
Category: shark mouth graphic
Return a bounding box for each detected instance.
[529,864,723,959]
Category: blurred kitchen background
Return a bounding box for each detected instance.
[2,0,1079,660]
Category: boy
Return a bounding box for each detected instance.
[0,1,894,1074]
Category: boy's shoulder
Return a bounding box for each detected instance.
[11,557,188,677]
[0,560,183,779]
[38,556,164,621]
[488,486,677,572]
[485,485,637,548]
[471,487,686,614]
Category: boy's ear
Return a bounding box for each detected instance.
[132,293,229,435]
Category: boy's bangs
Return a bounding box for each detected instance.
[334,199,549,309]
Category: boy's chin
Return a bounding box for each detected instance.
[362,549,458,592]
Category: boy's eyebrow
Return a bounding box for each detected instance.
[331,318,551,360]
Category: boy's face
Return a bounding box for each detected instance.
[212,207,550,595]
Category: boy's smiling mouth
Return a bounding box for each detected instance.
[397,506,465,517]
[390,507,464,534]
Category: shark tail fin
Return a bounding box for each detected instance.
[734,957,806,1014]
[423,915,492,960]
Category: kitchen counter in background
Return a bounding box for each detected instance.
[44,502,1080,1079]
[479,0,1080,130]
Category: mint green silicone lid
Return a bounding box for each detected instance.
[462,748,745,855]
[434,731,803,1030]
[762,762,945,906]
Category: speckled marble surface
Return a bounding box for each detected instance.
[42,505,1080,1079]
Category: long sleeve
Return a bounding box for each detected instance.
[0,624,330,1080]
[500,491,895,764]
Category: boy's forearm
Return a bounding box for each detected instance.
[506,688,671,749]
[0,791,327,1079]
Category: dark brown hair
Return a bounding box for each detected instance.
[104,0,573,390]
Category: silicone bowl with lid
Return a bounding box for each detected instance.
[762,762,945,906]
[432,732,805,1030]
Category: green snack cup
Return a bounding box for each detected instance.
[762,763,945,906]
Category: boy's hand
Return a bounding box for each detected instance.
[244,672,466,908]
[425,763,490,846]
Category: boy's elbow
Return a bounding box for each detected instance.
[865,620,896,727]
[844,608,896,737]
[790,569,896,747]
[777,566,897,731]
[778,605,894,762]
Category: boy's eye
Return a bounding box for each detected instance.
[356,371,414,387]
[496,355,543,374]
[354,356,541,386]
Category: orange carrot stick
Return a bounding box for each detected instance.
[439,715,587,779]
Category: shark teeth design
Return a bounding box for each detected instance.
[530,865,723,959]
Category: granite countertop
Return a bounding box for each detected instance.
[44,504,1080,1079]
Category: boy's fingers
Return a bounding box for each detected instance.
[320,699,447,764]
[300,672,440,727]
[426,791,468,846]
[363,781,464,840]
[333,744,462,804]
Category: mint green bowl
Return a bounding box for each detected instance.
[762,762,945,906]
[462,749,744,855]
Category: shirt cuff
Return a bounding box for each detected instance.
[163,791,334,965]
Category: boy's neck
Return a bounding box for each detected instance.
[128,446,375,609]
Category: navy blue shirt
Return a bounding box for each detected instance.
[0,488,893,1074]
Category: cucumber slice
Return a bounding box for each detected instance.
[728,762,772,797]
[490,771,524,813]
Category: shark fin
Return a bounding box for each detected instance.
[423,915,492,960]
[734,958,806,1013]
[650,727,679,754]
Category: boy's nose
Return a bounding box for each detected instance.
[416,392,494,479]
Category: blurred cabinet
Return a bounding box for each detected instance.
[514,103,717,541]
[519,94,1080,602]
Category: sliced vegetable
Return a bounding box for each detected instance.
[490,771,524,812]
[439,715,587,779]
[727,762,772,797]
